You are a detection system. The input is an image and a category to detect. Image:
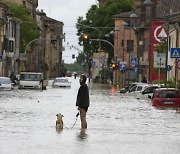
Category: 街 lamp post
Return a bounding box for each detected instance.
[24,38,39,71]
[161,0,170,81]
[122,21,128,88]
[144,0,153,83]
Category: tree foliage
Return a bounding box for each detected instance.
[76,0,135,64]
[2,0,40,53]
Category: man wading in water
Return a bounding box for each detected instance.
[76,74,90,129]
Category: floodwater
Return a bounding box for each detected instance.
[0,77,180,154]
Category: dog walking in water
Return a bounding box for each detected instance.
[56,113,64,129]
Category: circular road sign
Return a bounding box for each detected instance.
[122,64,126,70]
[166,65,172,71]
[177,60,180,69]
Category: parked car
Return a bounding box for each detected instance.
[52,77,71,88]
[149,88,180,107]
[0,77,13,91]
[136,85,160,100]
[119,82,147,94]
[127,84,150,97]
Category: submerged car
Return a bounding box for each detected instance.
[149,88,180,107]
[0,77,13,91]
[136,85,160,100]
[119,82,148,94]
[52,77,71,87]
[128,84,149,97]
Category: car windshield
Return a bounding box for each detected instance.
[159,90,178,98]
[143,86,159,94]
[0,78,11,84]
[20,74,41,81]
[125,84,137,91]
[55,79,68,83]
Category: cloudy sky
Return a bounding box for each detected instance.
[38,0,98,64]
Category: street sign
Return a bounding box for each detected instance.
[170,48,180,58]
[177,60,180,69]
[134,67,138,73]
[121,64,126,70]
[131,57,138,64]
[0,55,2,62]
[166,65,172,71]
[154,53,166,68]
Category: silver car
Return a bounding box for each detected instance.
[0,77,13,91]
[52,77,71,88]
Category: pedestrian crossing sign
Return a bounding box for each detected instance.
[131,57,138,64]
[170,48,180,58]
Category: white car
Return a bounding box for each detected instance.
[127,84,150,97]
[119,82,148,94]
[0,77,13,91]
[52,77,71,87]
[136,85,160,100]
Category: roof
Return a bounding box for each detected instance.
[156,88,179,91]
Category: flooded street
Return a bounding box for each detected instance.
[0,77,180,154]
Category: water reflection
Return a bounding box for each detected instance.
[56,127,63,134]
[77,129,88,141]
[1,80,180,154]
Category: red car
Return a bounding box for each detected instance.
[150,88,180,107]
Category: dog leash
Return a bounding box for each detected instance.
[65,112,79,129]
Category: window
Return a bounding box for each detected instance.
[159,90,178,98]
[144,86,158,94]
[130,86,137,92]
[127,40,134,52]
[137,86,143,91]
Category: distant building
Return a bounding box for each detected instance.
[0,2,22,77]
[112,0,180,84]
[36,10,64,79]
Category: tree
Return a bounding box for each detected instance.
[76,0,135,64]
[2,0,40,53]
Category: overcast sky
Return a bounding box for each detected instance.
[38,0,97,64]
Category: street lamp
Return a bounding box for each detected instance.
[144,0,153,83]
[122,21,128,88]
[161,0,171,81]
[24,38,39,71]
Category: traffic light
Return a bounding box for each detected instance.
[111,63,118,71]
[83,34,89,45]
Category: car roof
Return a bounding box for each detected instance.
[0,77,11,79]
[55,77,68,79]
[156,88,179,91]
[20,72,42,75]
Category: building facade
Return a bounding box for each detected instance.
[112,0,180,86]
[36,10,64,79]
